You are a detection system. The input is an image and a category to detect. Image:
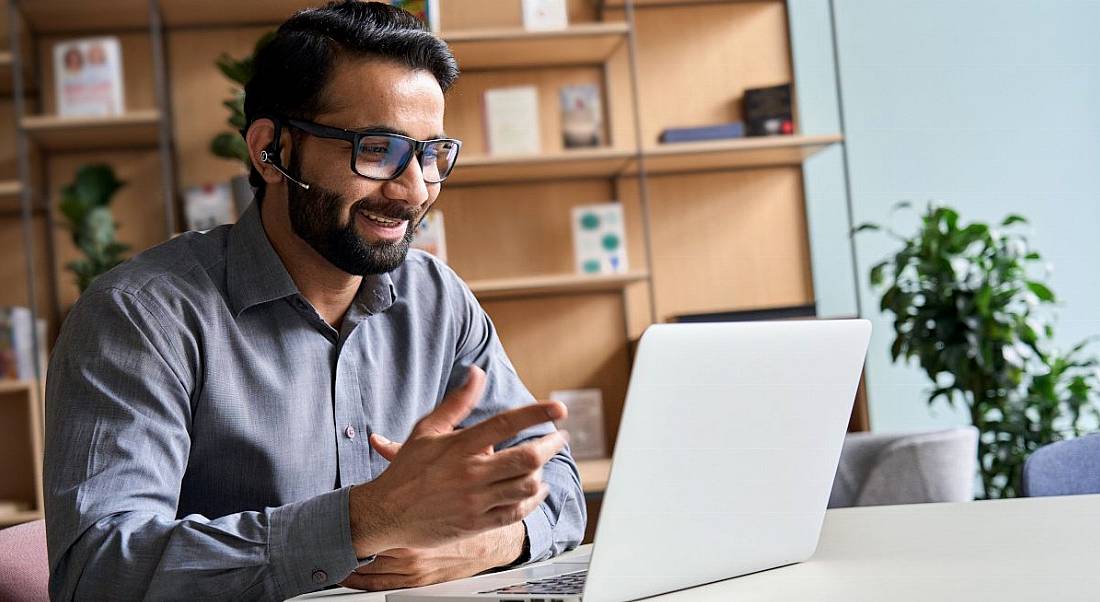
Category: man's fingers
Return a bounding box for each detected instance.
[476,431,568,484]
[455,400,567,453]
[473,469,545,508]
[484,483,551,527]
[413,366,486,437]
[369,433,402,461]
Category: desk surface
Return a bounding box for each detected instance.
[297,494,1100,601]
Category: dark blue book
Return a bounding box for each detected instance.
[658,122,745,143]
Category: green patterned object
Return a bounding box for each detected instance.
[59,164,129,293]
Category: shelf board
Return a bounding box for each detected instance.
[628,134,843,175]
[603,0,759,7]
[0,509,41,527]
[159,0,307,28]
[448,147,634,186]
[21,110,162,152]
[0,379,35,394]
[444,23,629,70]
[469,272,649,300]
[17,0,150,33]
[578,458,611,494]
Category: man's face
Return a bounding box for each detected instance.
[285,57,446,275]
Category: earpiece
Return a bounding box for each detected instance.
[260,145,310,190]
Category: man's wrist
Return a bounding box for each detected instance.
[348,482,397,558]
[501,521,529,568]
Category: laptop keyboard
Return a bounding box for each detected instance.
[478,569,587,596]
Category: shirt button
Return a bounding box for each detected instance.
[344,425,357,439]
[312,569,328,584]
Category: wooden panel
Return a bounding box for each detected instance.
[22,110,162,152]
[38,32,157,115]
[632,134,842,174]
[444,66,611,157]
[441,0,599,32]
[448,147,632,186]
[470,271,649,300]
[0,386,38,513]
[446,23,628,70]
[436,179,616,281]
[17,0,148,34]
[611,2,793,146]
[619,167,814,321]
[160,0,307,28]
[167,27,271,189]
[604,0,760,7]
[483,293,631,449]
[48,151,166,308]
[0,99,19,181]
[0,216,53,321]
[578,457,611,493]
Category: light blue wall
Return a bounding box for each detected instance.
[791,0,1100,431]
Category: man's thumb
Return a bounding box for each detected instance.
[414,365,487,436]
[369,433,402,461]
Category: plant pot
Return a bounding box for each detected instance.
[230,174,255,217]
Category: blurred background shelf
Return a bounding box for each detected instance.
[21,110,162,151]
[578,458,611,494]
[628,134,844,175]
[444,23,629,69]
[448,147,634,186]
[0,509,41,528]
[468,272,649,300]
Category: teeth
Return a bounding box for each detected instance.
[361,211,402,227]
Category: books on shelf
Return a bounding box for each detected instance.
[560,84,603,149]
[522,0,569,31]
[658,122,745,144]
[53,36,125,117]
[483,86,541,156]
[385,0,440,33]
[0,306,46,381]
[411,209,448,263]
[548,388,607,460]
[572,202,628,275]
[183,182,235,232]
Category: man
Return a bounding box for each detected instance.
[42,2,586,599]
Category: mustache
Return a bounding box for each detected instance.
[352,198,421,222]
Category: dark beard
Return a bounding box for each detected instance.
[285,152,421,276]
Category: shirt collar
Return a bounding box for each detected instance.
[227,200,399,317]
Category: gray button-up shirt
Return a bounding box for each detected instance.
[43,201,586,600]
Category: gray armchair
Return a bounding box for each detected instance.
[1022,433,1100,497]
[829,427,979,508]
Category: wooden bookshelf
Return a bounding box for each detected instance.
[0,379,35,394]
[577,458,611,494]
[469,272,649,300]
[448,147,634,186]
[444,23,629,70]
[0,509,41,527]
[16,0,150,33]
[629,134,843,175]
[21,110,162,152]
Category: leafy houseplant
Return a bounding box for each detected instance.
[59,164,129,293]
[857,203,1100,499]
[210,31,274,212]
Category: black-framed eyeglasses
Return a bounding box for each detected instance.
[283,117,462,184]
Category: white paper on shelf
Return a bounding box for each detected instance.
[483,86,542,156]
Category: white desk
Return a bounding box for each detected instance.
[297,494,1100,601]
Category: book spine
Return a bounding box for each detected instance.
[658,122,745,143]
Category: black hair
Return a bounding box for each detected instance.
[243,1,459,197]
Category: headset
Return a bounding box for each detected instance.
[258,118,311,190]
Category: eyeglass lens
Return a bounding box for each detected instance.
[355,135,459,183]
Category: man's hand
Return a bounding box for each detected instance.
[348,365,568,560]
[340,522,526,591]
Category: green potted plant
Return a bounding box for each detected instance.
[210,31,274,214]
[857,202,1100,499]
[58,164,130,293]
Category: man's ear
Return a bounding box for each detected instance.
[245,118,285,186]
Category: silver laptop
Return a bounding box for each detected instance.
[387,319,872,602]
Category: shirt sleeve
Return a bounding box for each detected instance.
[43,287,359,600]
[447,279,588,565]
